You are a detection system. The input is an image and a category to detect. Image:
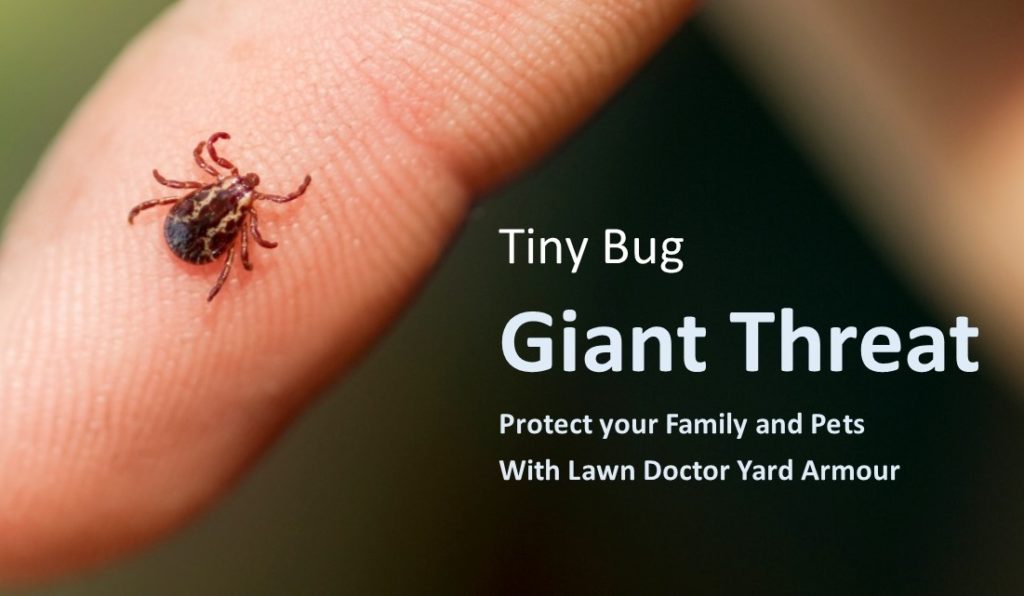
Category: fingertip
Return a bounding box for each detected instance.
[0,0,694,582]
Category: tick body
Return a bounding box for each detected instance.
[128,132,312,301]
[163,175,255,265]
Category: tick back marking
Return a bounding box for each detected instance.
[128,132,312,301]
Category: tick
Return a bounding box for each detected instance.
[128,132,311,301]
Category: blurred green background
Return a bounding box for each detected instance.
[3,2,1024,595]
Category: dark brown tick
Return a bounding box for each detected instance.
[128,132,311,301]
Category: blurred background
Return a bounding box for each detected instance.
[3,2,1024,594]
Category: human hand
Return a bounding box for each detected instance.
[0,0,694,582]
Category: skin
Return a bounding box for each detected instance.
[0,0,695,583]
[708,2,1024,378]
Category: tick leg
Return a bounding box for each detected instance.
[249,209,278,248]
[241,217,253,271]
[207,245,236,302]
[128,196,179,224]
[257,175,312,203]
[153,169,203,189]
[206,132,238,176]
[193,141,219,177]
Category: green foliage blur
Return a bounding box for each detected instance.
[0,0,172,221]
[1,4,1019,596]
